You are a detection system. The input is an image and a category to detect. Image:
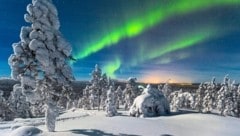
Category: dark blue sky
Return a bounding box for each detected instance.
[1,0,240,83]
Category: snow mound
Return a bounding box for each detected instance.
[10,126,43,136]
[130,85,170,117]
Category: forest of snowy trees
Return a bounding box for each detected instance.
[170,75,240,117]
[2,64,240,121]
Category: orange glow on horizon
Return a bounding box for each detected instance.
[139,72,192,84]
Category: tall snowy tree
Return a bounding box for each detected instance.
[216,75,232,116]
[115,86,123,109]
[105,86,117,117]
[223,80,237,116]
[162,81,172,100]
[194,83,205,112]
[90,64,102,110]
[123,77,138,110]
[202,78,217,113]
[217,84,227,115]
[65,86,76,110]
[81,85,91,110]
[99,73,109,110]
[8,0,74,132]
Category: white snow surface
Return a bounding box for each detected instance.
[0,109,240,136]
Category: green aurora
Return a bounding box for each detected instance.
[103,26,220,77]
[102,57,121,78]
[73,0,240,60]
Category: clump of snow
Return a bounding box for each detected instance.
[10,126,42,136]
[130,85,170,117]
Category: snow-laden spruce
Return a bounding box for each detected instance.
[216,75,238,116]
[123,77,139,110]
[202,77,217,113]
[99,73,109,110]
[80,65,112,111]
[90,64,111,110]
[194,83,205,112]
[115,86,123,109]
[8,0,74,132]
[81,85,91,110]
[130,85,170,117]
[8,84,31,118]
[162,82,172,100]
[90,64,102,110]
[169,89,194,112]
[0,90,14,121]
[105,86,117,117]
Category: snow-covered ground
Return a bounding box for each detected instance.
[1,109,240,136]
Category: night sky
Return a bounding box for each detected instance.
[1,0,240,83]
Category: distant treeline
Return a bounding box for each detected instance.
[0,78,199,99]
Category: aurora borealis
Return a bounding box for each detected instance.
[74,0,240,59]
[1,0,240,83]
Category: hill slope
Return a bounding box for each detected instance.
[1,109,239,136]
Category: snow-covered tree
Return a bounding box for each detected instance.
[157,84,164,96]
[115,86,123,109]
[236,85,240,117]
[0,90,6,120]
[89,88,96,110]
[217,83,227,115]
[169,91,182,112]
[223,74,230,86]
[30,101,45,117]
[80,85,91,110]
[123,77,138,110]
[0,90,5,104]
[105,86,117,117]
[8,84,31,118]
[223,80,237,116]
[65,86,76,110]
[169,89,194,112]
[130,85,170,117]
[0,90,14,121]
[90,64,102,110]
[8,0,74,132]
[231,81,238,116]
[162,82,172,100]
[194,83,205,112]
[215,75,237,116]
[99,73,109,110]
[202,91,212,113]
[202,77,217,113]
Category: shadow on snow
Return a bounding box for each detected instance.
[69,129,141,136]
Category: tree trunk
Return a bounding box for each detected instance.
[46,99,58,132]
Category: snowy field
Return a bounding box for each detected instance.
[1,109,240,136]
